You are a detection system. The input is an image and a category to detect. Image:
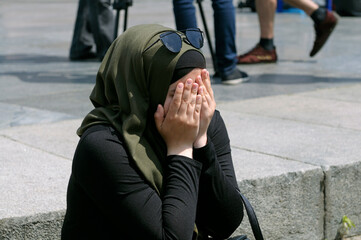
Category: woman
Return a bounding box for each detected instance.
[61,24,243,240]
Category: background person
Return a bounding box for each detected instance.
[173,0,250,84]
[69,0,114,61]
[237,0,338,64]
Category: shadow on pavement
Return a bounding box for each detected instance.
[212,73,361,85]
[0,71,96,84]
[251,74,361,84]
[0,54,99,84]
[0,54,70,64]
[212,74,361,102]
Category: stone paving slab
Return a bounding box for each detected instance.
[218,109,361,167]
[0,119,81,160]
[0,136,71,220]
[0,102,74,130]
[0,130,71,239]
[298,84,361,103]
[232,148,317,181]
[218,84,361,131]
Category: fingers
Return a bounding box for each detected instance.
[186,82,199,116]
[179,78,197,116]
[195,70,213,97]
[201,69,214,98]
[167,78,201,121]
[178,79,192,115]
[154,104,164,132]
[194,94,202,120]
[167,82,183,116]
[195,70,215,110]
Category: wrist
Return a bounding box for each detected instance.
[193,134,207,149]
[167,146,193,158]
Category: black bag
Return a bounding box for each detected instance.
[228,191,264,240]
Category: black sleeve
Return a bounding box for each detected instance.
[193,110,244,239]
[66,125,202,240]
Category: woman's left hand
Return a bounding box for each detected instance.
[193,69,216,148]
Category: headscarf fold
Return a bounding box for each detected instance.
[77,24,205,196]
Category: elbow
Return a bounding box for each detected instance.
[210,202,244,239]
[224,203,244,238]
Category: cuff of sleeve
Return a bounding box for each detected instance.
[167,155,203,170]
[193,139,214,167]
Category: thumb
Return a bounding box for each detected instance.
[154,104,165,131]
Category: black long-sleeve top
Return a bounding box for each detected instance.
[61,110,244,240]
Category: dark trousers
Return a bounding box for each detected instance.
[173,0,237,75]
[70,0,114,60]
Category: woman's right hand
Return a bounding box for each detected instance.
[154,78,202,158]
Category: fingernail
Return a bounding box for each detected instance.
[186,79,192,85]
[178,83,183,88]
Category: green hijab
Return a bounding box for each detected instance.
[77,24,205,196]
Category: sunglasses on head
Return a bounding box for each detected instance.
[143,28,204,53]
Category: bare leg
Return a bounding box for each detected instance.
[256,0,277,39]
[283,0,318,15]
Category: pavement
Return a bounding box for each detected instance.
[1,0,361,239]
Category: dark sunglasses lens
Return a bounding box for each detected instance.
[186,30,203,49]
[160,32,182,53]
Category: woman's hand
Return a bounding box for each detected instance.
[193,69,216,148]
[154,78,202,158]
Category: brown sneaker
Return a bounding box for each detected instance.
[310,10,338,57]
[237,44,277,64]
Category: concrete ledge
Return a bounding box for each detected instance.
[1,85,361,239]
[216,85,361,239]
[0,211,64,240]
[0,129,71,240]
[324,162,361,240]
[235,169,324,240]
[231,148,324,239]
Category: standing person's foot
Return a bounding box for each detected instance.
[310,10,338,57]
[237,44,277,64]
[221,68,250,85]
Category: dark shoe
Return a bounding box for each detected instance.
[69,52,97,61]
[212,71,221,79]
[310,10,338,57]
[221,68,250,85]
[237,44,277,64]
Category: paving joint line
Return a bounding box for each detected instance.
[0,134,71,162]
[297,94,361,104]
[228,111,361,132]
[231,145,321,167]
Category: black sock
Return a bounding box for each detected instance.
[311,7,327,24]
[259,38,274,51]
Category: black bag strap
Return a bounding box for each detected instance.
[238,190,264,240]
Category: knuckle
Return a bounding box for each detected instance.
[173,98,181,105]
